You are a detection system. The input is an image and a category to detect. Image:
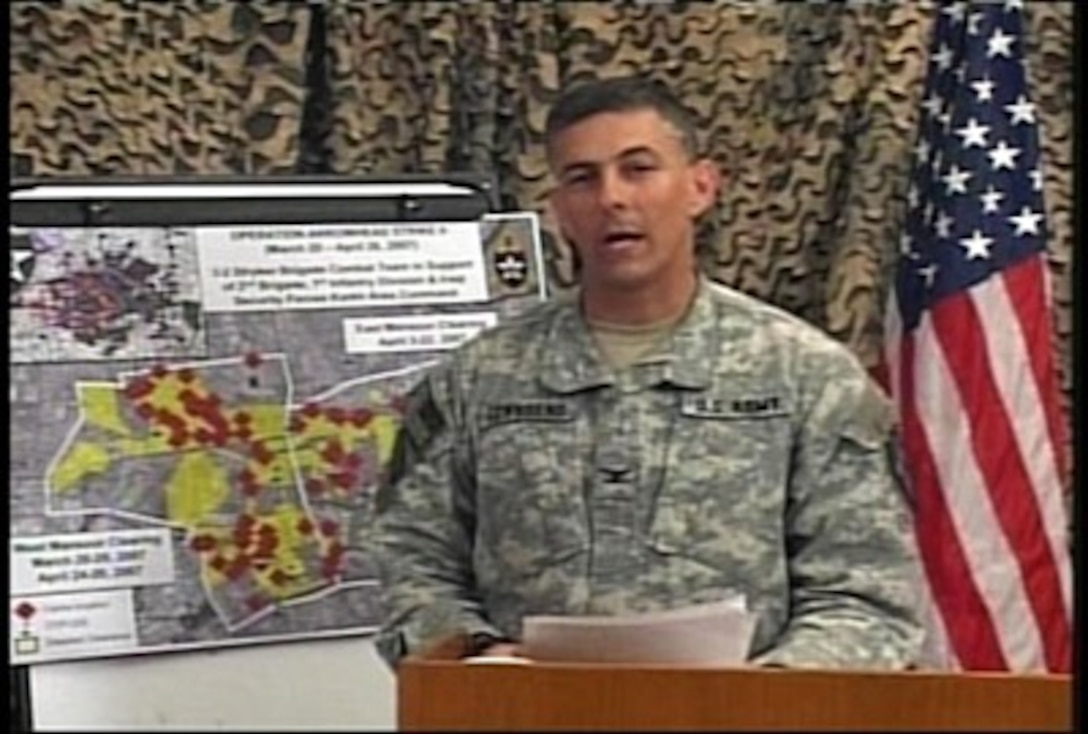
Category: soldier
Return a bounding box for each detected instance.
[371,75,923,669]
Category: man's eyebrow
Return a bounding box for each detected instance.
[558,146,661,176]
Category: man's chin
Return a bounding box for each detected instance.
[580,263,655,292]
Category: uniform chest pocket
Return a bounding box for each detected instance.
[649,392,793,568]
[473,401,589,577]
[666,393,793,489]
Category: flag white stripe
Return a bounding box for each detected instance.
[976,278,1073,617]
[912,313,1043,668]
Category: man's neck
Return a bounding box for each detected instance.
[581,268,699,326]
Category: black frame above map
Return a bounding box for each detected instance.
[9,173,497,227]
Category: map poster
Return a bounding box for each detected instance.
[8,212,547,665]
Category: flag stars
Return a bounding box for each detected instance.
[941,3,967,24]
[1029,168,1044,191]
[955,118,990,148]
[1004,95,1036,125]
[932,44,954,71]
[922,93,943,119]
[987,27,1016,58]
[935,212,954,239]
[967,11,985,35]
[988,140,1021,170]
[1008,206,1044,237]
[942,165,972,195]
[959,230,994,260]
[971,76,996,103]
[1004,0,1024,12]
[914,137,931,162]
[917,262,939,288]
[980,185,1005,214]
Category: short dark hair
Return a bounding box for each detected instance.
[544,75,700,159]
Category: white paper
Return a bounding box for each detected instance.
[522,598,756,666]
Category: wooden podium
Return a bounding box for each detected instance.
[398,644,1071,731]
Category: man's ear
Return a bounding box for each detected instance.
[688,158,722,219]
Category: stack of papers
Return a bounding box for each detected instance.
[521,598,756,666]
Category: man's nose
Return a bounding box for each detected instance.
[596,169,631,210]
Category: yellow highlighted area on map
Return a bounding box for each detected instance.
[79,384,133,437]
[49,441,111,493]
[167,452,230,525]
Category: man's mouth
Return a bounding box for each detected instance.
[601,231,644,251]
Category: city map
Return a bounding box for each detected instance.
[8,213,546,664]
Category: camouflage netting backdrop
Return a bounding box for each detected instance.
[9,0,1073,480]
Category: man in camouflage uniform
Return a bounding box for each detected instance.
[371,75,923,669]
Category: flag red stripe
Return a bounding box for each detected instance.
[929,279,1071,673]
[1003,257,1070,489]
[898,336,1008,669]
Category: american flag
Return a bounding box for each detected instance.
[881,0,1072,672]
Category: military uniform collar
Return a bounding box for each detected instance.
[538,277,719,394]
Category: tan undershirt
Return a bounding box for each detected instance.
[588,314,682,371]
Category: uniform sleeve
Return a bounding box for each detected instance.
[368,363,501,668]
[753,354,925,669]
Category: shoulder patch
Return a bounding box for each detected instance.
[402,379,446,450]
[839,380,895,449]
[382,379,447,496]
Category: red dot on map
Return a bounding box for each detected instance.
[151,363,169,379]
[319,519,340,538]
[321,440,344,465]
[349,408,374,427]
[331,471,356,491]
[14,601,36,621]
[297,518,315,535]
[302,402,321,418]
[327,407,347,425]
[124,378,153,400]
[177,368,196,383]
[244,351,263,370]
[190,535,218,553]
